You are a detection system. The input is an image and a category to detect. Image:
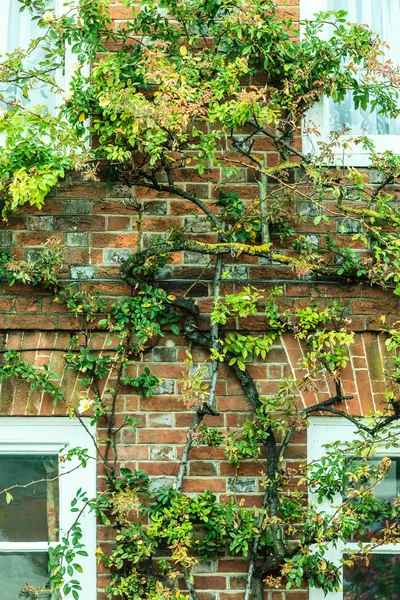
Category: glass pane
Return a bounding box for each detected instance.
[326,0,400,136]
[345,456,400,541]
[0,455,59,542]
[0,552,51,599]
[343,554,400,600]
[0,1,57,111]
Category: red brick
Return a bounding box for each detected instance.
[6,315,55,330]
[219,396,252,411]
[182,479,226,492]
[0,298,14,312]
[15,297,41,313]
[140,397,184,411]
[118,446,148,460]
[190,576,226,591]
[189,447,226,460]
[91,233,138,248]
[107,216,131,231]
[138,429,187,444]
[15,232,63,245]
[138,462,179,475]
[57,183,106,198]
[109,5,134,19]
[189,461,218,476]
[218,559,249,573]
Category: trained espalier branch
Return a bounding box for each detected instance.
[2,241,400,599]
[2,1,400,599]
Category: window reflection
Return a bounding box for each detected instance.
[344,456,399,542]
[343,553,400,600]
[0,552,51,599]
[0,454,59,542]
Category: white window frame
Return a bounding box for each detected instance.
[308,416,400,600]
[56,0,81,109]
[0,417,97,600]
[300,1,400,166]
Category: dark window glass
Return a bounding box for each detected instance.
[343,553,400,600]
[345,456,400,541]
[0,552,51,599]
[0,454,59,542]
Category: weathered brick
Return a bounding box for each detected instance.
[66,232,90,247]
[227,477,256,493]
[152,347,177,362]
[104,249,132,264]
[0,231,13,246]
[64,198,94,214]
[28,216,54,231]
[70,265,96,280]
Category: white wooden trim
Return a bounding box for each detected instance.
[0,542,49,551]
[0,417,96,600]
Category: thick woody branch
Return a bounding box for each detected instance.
[249,120,310,161]
[183,569,200,600]
[121,239,369,287]
[339,202,400,227]
[179,307,284,599]
[244,392,354,600]
[176,411,203,494]
[121,239,273,284]
[277,392,354,463]
[176,253,223,491]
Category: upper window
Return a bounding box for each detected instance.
[301,0,400,165]
[0,418,96,600]
[0,0,73,113]
[308,417,400,600]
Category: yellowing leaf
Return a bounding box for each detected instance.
[5,491,13,504]
[78,112,85,122]
[321,560,327,571]
[180,46,187,56]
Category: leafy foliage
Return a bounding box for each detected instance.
[2,1,400,599]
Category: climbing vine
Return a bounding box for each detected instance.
[2,237,400,600]
[1,1,400,599]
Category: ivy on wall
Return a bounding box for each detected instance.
[1,1,400,599]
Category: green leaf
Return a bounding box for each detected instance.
[313,215,322,226]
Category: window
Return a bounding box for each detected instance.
[308,417,400,600]
[0,0,74,113]
[301,1,400,165]
[0,418,96,600]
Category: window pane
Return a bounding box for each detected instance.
[345,456,400,541]
[0,454,59,542]
[343,554,400,600]
[0,1,57,111]
[326,0,400,135]
[0,552,51,599]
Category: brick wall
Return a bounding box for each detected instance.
[1,1,399,599]
[0,173,395,333]
[0,326,394,599]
